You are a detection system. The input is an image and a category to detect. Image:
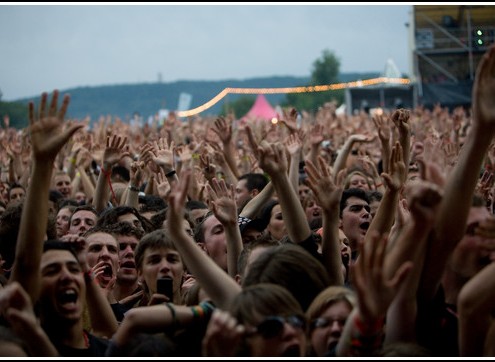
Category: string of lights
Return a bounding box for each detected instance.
[176,76,410,117]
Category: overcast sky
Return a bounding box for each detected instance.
[0,3,413,101]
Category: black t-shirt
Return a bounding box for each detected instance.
[54,331,110,357]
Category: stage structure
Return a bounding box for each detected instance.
[410,5,495,109]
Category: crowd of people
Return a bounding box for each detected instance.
[0,44,494,357]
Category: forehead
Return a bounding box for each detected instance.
[203,214,221,230]
[345,196,368,207]
[86,232,118,246]
[54,174,71,182]
[72,210,97,220]
[41,249,78,269]
[143,246,180,259]
[116,234,139,244]
[236,179,248,189]
[350,174,367,181]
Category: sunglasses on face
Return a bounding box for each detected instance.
[251,315,306,339]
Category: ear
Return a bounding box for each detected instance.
[251,189,260,198]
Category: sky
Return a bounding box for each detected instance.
[0,2,413,101]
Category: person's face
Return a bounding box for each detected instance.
[267,204,287,241]
[310,300,353,356]
[450,206,495,278]
[116,234,139,284]
[348,174,370,191]
[117,213,143,232]
[138,246,184,300]
[304,199,322,224]
[74,191,86,204]
[340,196,371,251]
[54,174,72,198]
[189,208,209,224]
[200,215,227,271]
[8,187,25,202]
[298,184,311,200]
[68,210,97,236]
[235,179,252,208]
[56,207,73,238]
[246,314,307,357]
[39,249,85,324]
[85,232,119,288]
[242,227,263,245]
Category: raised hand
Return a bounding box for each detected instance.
[206,177,237,226]
[102,134,130,169]
[28,90,84,162]
[472,44,495,128]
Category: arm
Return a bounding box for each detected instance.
[92,134,130,213]
[384,180,442,345]
[0,282,59,356]
[212,116,240,179]
[166,169,241,310]
[364,142,407,247]
[124,161,145,209]
[285,132,303,195]
[458,260,495,356]
[371,113,391,174]
[390,109,411,172]
[332,134,375,183]
[305,156,344,286]
[419,44,495,302]
[336,231,412,357]
[206,177,243,278]
[258,141,312,243]
[10,90,83,301]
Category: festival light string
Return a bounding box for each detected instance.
[176,77,410,117]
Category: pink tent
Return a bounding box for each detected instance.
[242,94,279,121]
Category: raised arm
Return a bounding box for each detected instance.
[206,177,243,278]
[420,44,495,301]
[93,134,130,213]
[258,141,312,243]
[166,169,241,310]
[10,90,84,301]
[332,134,376,183]
[336,231,412,357]
[305,156,344,286]
[384,180,442,345]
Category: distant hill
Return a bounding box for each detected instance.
[14,72,379,122]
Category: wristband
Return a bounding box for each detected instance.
[165,302,179,330]
[128,185,140,192]
[165,170,176,178]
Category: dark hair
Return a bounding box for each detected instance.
[69,204,99,224]
[238,173,269,193]
[339,188,370,218]
[185,200,208,211]
[97,205,154,233]
[111,165,130,183]
[43,239,79,261]
[242,243,330,311]
[139,194,167,213]
[134,229,180,271]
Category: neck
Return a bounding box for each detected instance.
[44,319,87,349]
[114,279,140,301]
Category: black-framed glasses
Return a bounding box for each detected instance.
[251,315,306,339]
